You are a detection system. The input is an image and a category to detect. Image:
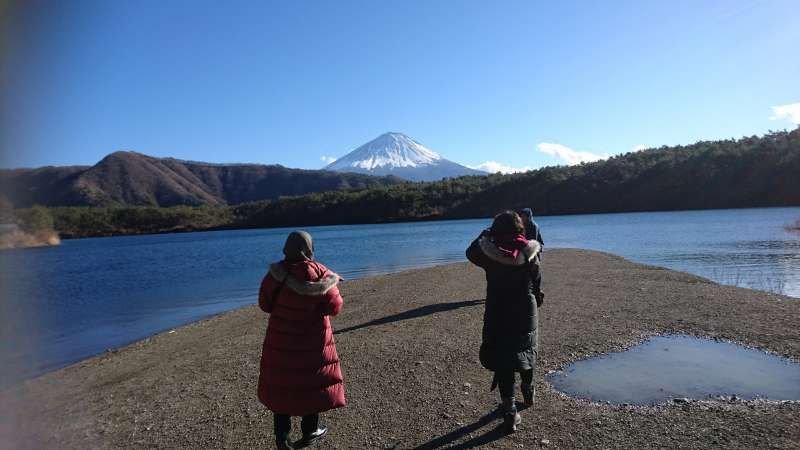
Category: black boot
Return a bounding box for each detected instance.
[297,425,328,447]
[521,384,535,407]
[501,397,521,433]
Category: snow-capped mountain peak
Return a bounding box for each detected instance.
[326,132,442,170]
[324,132,485,181]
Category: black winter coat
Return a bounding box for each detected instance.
[525,220,544,248]
[466,233,542,372]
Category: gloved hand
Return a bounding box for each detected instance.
[535,291,545,307]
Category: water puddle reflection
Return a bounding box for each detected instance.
[547,335,800,405]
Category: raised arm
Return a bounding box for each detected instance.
[466,230,491,269]
[321,285,344,316]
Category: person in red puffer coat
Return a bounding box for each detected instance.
[257,231,346,450]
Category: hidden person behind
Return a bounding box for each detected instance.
[519,207,543,250]
[257,231,346,450]
[466,210,544,433]
[519,207,544,300]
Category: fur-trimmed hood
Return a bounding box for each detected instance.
[269,262,340,296]
[478,236,541,266]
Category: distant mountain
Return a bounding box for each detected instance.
[325,132,485,181]
[0,151,405,208]
[15,129,800,239]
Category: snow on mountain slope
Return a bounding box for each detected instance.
[324,132,485,181]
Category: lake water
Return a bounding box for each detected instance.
[1,207,799,387]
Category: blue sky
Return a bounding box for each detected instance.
[2,0,798,172]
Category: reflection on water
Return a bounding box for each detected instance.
[1,207,799,386]
[547,335,800,405]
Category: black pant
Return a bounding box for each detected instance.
[274,413,319,440]
[496,368,534,399]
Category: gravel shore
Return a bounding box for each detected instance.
[2,249,799,449]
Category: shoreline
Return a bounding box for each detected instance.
[2,249,799,449]
[46,205,800,241]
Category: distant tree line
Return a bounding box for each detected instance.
[11,128,800,238]
[42,206,233,238]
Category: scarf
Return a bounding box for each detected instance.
[490,233,529,259]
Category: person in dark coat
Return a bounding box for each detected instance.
[466,211,543,433]
[258,231,346,450]
[519,207,544,298]
[519,208,543,248]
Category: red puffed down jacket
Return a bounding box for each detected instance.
[257,260,346,416]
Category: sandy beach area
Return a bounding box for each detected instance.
[1,249,798,449]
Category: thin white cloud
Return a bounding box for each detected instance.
[632,144,648,152]
[469,161,532,174]
[536,142,608,165]
[320,155,337,165]
[770,102,800,125]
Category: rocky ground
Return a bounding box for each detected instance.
[1,249,799,449]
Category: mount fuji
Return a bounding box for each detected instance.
[324,132,486,181]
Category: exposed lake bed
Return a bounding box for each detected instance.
[2,249,799,449]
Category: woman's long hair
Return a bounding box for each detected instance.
[490,210,524,236]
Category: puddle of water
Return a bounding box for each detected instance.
[547,335,800,405]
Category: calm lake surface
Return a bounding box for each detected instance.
[1,207,799,386]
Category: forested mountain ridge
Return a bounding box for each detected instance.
[0,151,405,208]
[458,128,800,216]
[233,128,800,228]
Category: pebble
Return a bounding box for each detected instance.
[540,438,550,446]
